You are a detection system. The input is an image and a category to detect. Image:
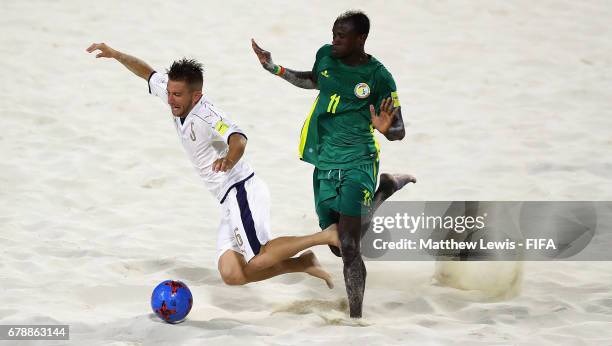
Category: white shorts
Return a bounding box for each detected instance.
[216,174,272,267]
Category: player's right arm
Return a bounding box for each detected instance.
[251,39,317,90]
[86,43,154,81]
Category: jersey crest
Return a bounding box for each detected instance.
[354,83,370,99]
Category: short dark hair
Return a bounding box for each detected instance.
[335,10,370,36]
[167,58,204,91]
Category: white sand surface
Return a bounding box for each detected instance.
[1,0,611,345]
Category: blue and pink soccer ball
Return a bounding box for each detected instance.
[151,280,193,323]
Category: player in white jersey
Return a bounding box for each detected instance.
[86,42,340,288]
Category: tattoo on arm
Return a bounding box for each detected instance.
[384,108,406,141]
[279,69,318,89]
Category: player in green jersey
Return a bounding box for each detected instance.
[252,10,413,318]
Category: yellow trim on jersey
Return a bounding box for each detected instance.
[391,91,400,107]
[215,120,229,135]
[370,124,381,162]
[299,96,319,159]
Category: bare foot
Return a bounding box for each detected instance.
[378,173,417,196]
[373,173,417,208]
[300,250,334,289]
[322,224,341,249]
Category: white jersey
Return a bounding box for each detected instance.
[148,72,254,202]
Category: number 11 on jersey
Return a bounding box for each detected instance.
[327,94,340,114]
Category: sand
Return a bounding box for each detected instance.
[1,0,611,344]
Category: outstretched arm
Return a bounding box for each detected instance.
[86,43,154,80]
[251,39,317,90]
[370,97,406,141]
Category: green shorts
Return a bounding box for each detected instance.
[313,161,379,229]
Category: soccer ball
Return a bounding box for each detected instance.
[151,280,193,323]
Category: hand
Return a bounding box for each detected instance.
[212,157,236,173]
[86,42,117,58]
[370,97,400,135]
[251,39,276,73]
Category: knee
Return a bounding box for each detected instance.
[219,266,247,286]
[340,237,360,263]
[246,256,268,273]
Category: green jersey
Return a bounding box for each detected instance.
[298,44,400,169]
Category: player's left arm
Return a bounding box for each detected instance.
[371,68,406,141]
[207,106,248,173]
[384,106,406,141]
[251,39,318,89]
[370,97,405,141]
[212,133,247,173]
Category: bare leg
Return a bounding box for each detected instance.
[219,249,334,288]
[338,214,366,318]
[247,225,339,272]
[371,173,417,212]
[328,173,417,257]
[333,174,417,317]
